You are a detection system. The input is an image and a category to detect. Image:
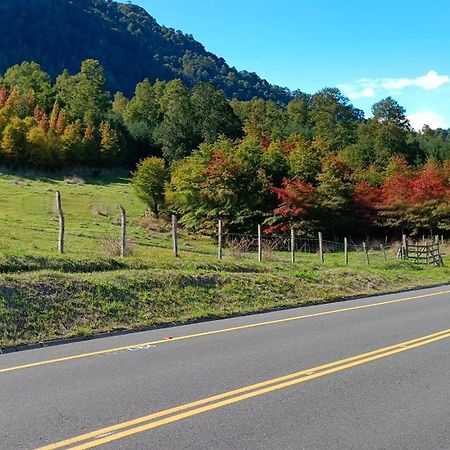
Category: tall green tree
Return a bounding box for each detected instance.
[316,156,355,235]
[156,80,198,162]
[3,62,53,110]
[191,82,242,143]
[310,88,362,153]
[56,60,110,123]
[286,92,312,138]
[123,79,161,145]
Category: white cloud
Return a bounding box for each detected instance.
[407,111,447,131]
[338,70,450,99]
[347,87,376,100]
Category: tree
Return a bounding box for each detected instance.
[268,177,316,234]
[379,170,414,232]
[408,161,450,233]
[316,156,355,235]
[168,138,269,232]
[287,135,321,183]
[112,92,129,116]
[286,92,312,138]
[56,60,110,123]
[353,181,382,231]
[62,120,84,164]
[132,157,168,217]
[191,82,241,143]
[262,142,289,185]
[156,80,198,162]
[82,121,99,164]
[0,117,33,165]
[49,101,60,131]
[27,127,64,169]
[372,97,410,129]
[3,62,53,110]
[232,98,286,140]
[310,88,362,153]
[99,121,121,164]
[371,97,414,164]
[123,79,161,146]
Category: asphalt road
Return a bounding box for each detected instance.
[1,285,450,450]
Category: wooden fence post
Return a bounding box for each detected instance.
[119,206,126,257]
[172,214,179,258]
[441,235,444,245]
[380,243,387,262]
[218,220,223,260]
[436,240,442,266]
[290,227,296,263]
[257,225,262,262]
[344,237,349,265]
[426,243,429,266]
[402,235,408,260]
[363,242,369,265]
[55,191,64,254]
[435,235,439,244]
[318,232,324,263]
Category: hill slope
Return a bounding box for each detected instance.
[0,0,292,103]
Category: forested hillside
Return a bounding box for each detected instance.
[0,0,291,103]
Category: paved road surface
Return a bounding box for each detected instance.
[1,285,450,449]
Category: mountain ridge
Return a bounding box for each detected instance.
[0,0,293,103]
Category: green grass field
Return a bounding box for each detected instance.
[0,170,449,349]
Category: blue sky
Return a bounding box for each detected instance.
[135,0,450,130]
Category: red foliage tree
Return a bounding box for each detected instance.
[411,161,448,203]
[353,181,382,226]
[268,177,316,233]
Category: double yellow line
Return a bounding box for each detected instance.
[37,327,450,450]
[3,289,450,374]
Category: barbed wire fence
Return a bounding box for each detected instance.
[3,191,446,267]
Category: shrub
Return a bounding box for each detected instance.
[132,157,168,217]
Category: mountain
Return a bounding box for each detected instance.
[0,0,293,103]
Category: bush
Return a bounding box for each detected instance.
[132,157,168,217]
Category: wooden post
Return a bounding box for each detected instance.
[55,191,64,254]
[218,220,223,260]
[381,243,387,262]
[402,235,408,260]
[363,242,369,265]
[435,235,439,244]
[441,235,444,245]
[257,225,262,262]
[436,240,442,266]
[119,206,126,257]
[318,232,324,263]
[344,237,349,266]
[438,241,444,267]
[426,243,429,266]
[290,227,295,263]
[172,214,179,258]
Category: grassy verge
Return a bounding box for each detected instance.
[1,251,449,349]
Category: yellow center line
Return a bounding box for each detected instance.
[2,289,450,374]
[37,328,450,450]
